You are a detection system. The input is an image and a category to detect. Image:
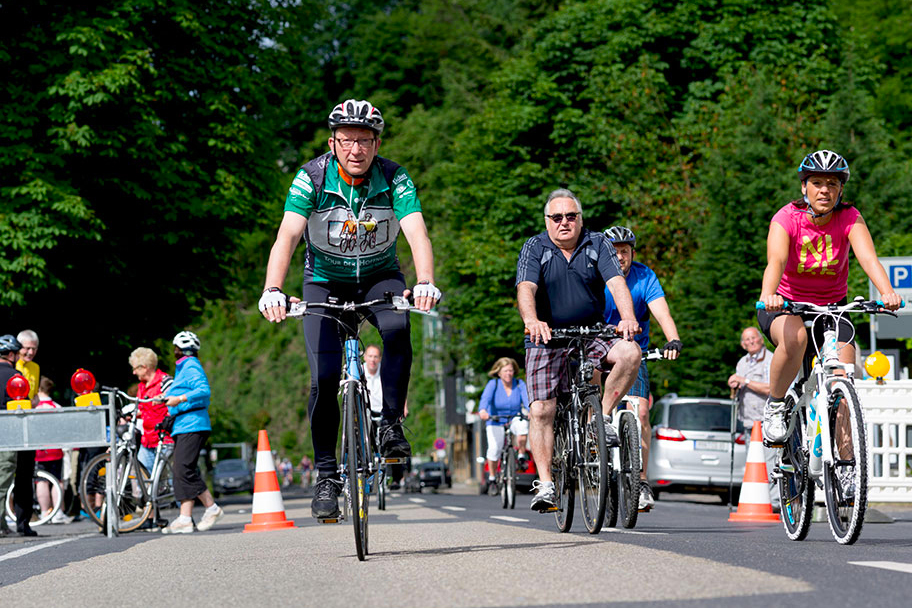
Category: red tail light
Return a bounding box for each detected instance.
[655,427,686,441]
[734,433,747,445]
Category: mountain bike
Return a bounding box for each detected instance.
[607,348,666,529]
[78,388,177,532]
[488,413,528,509]
[4,469,63,527]
[759,297,902,545]
[287,293,420,561]
[545,324,616,534]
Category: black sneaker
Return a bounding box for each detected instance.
[311,477,342,518]
[592,419,620,448]
[379,421,412,458]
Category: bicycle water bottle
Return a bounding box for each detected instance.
[807,391,823,475]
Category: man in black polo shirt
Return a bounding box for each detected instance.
[516,189,642,511]
[0,334,37,536]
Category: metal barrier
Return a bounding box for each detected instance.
[0,399,119,536]
[858,379,912,503]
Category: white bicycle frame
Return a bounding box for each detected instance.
[784,322,856,487]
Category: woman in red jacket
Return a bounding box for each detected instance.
[129,347,173,473]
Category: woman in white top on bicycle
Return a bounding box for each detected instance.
[757,150,902,446]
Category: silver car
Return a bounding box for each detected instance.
[647,395,748,503]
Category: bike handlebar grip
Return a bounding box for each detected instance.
[755,302,765,310]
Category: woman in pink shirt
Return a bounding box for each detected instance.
[757,150,902,445]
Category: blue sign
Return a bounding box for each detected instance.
[890,265,912,289]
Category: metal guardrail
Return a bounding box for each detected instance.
[0,396,119,536]
[858,379,912,503]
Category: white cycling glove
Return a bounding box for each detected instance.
[413,281,442,301]
[258,288,287,312]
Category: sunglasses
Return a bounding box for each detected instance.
[545,212,579,224]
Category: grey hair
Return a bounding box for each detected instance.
[544,189,583,216]
[17,329,38,346]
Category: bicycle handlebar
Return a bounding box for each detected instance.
[544,323,619,340]
[755,297,904,316]
[286,293,438,318]
[642,348,667,361]
[488,412,529,422]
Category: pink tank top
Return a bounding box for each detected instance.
[772,202,860,305]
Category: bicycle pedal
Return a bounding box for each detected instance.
[317,516,344,524]
[763,440,785,448]
[382,457,407,465]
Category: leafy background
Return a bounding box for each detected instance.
[3,0,911,461]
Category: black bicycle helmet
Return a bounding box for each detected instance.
[0,334,22,354]
[328,99,385,135]
[798,150,850,183]
[604,226,637,248]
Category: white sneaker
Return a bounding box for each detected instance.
[638,482,655,511]
[161,518,194,534]
[51,511,74,525]
[836,468,856,500]
[762,399,789,444]
[196,506,224,532]
[530,480,556,512]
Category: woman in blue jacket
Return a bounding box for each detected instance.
[159,331,223,534]
[478,357,530,493]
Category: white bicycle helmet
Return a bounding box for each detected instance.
[328,99,385,135]
[173,330,200,353]
[604,226,637,248]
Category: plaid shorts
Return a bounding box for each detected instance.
[525,337,618,402]
[627,358,650,399]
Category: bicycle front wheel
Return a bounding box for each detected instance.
[553,412,575,533]
[345,382,370,560]
[4,470,62,526]
[778,396,814,541]
[377,465,387,511]
[823,379,867,545]
[618,412,641,529]
[577,392,608,534]
[79,452,152,532]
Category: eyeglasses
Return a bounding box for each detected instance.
[334,137,376,151]
[545,212,580,224]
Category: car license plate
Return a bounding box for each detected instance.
[694,440,728,452]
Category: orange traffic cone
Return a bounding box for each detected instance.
[729,421,780,522]
[244,430,296,532]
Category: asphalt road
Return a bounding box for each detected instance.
[2,485,912,607]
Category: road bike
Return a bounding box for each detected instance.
[488,413,528,509]
[287,293,420,561]
[78,388,178,533]
[4,469,63,526]
[759,297,901,544]
[544,324,616,534]
[606,348,666,529]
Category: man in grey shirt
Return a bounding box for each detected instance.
[727,326,778,509]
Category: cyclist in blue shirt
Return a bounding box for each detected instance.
[603,227,682,511]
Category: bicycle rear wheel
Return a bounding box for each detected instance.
[151,456,179,528]
[4,470,62,526]
[553,412,575,533]
[578,392,608,534]
[823,379,867,545]
[778,397,814,541]
[345,382,370,560]
[618,412,641,528]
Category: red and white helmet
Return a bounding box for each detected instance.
[328,99,385,135]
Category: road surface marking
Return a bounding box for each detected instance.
[490,515,528,523]
[442,506,466,512]
[849,561,912,574]
[0,534,93,563]
[408,497,427,504]
[601,528,668,536]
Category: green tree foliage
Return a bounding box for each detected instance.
[1,0,318,381]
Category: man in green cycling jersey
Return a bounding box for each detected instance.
[259,100,440,519]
